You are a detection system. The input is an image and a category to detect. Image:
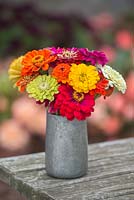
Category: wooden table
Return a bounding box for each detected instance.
[0,138,134,200]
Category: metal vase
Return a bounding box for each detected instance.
[45,113,88,179]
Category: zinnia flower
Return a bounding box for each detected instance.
[53,84,95,120]
[16,74,38,92]
[68,63,100,93]
[101,65,127,94]
[26,75,59,102]
[90,73,114,97]
[21,49,56,76]
[52,63,71,83]
[90,75,109,96]
[50,47,83,63]
[79,49,108,65]
[8,56,24,85]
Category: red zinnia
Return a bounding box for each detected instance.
[90,78,108,96]
[90,73,112,97]
[52,85,95,120]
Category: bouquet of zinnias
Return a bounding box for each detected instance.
[8,47,127,120]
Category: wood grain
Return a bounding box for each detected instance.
[0,138,134,200]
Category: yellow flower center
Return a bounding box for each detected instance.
[73,91,84,102]
[79,73,86,82]
[32,55,44,64]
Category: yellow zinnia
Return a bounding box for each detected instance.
[68,63,100,93]
[8,56,24,85]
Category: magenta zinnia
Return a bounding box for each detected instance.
[79,49,108,65]
[52,84,95,120]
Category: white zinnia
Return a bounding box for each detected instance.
[101,65,127,94]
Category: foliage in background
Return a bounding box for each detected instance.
[0,2,100,57]
[0,2,133,75]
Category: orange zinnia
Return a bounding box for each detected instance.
[52,63,71,83]
[16,74,38,92]
[21,49,56,76]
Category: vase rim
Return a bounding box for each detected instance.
[47,112,87,122]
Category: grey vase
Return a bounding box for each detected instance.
[45,113,88,179]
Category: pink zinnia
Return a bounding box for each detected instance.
[49,47,83,63]
[79,49,108,65]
